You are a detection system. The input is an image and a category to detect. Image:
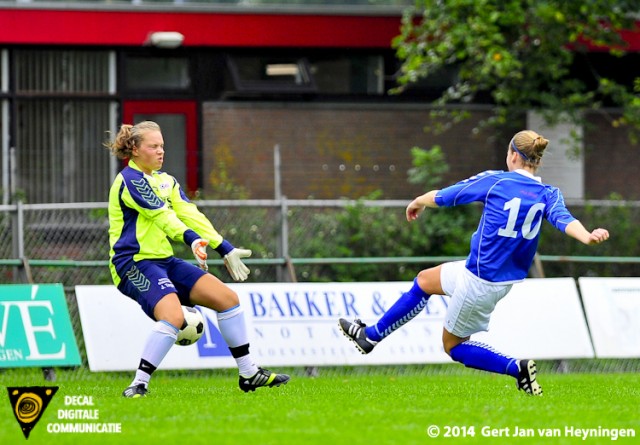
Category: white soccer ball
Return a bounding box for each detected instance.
[175,306,205,346]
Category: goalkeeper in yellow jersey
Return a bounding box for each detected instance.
[105,121,289,397]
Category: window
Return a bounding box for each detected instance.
[125,55,191,91]
[309,55,384,94]
[11,49,115,203]
[226,55,317,94]
[225,52,387,96]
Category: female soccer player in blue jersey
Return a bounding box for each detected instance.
[339,130,609,395]
[105,121,289,397]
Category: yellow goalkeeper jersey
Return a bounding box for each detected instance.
[108,160,224,286]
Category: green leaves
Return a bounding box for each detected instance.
[393,0,639,139]
[407,145,448,189]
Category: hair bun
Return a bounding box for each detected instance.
[532,135,549,151]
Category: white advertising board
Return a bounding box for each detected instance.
[75,283,450,371]
[474,278,594,359]
[76,279,593,372]
[579,277,640,358]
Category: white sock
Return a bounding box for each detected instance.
[131,320,178,387]
[217,305,258,377]
[217,305,249,346]
[236,356,259,378]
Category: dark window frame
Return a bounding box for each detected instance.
[225,54,318,95]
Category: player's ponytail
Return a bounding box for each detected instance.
[104,121,160,160]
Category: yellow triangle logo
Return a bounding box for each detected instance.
[7,386,59,439]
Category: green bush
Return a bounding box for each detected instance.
[538,195,640,278]
[292,196,480,282]
[289,145,481,282]
[194,147,638,282]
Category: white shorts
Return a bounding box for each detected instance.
[440,261,513,338]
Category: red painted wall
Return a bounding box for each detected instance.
[2,8,638,51]
[0,9,402,48]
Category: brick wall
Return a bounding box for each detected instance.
[202,103,506,200]
[202,102,636,200]
[584,112,639,199]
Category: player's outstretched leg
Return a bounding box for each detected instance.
[338,318,378,354]
[239,367,290,392]
[338,278,430,354]
[364,278,431,342]
[449,340,543,396]
[516,359,543,396]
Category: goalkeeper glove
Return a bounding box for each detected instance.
[223,248,252,282]
[191,238,209,271]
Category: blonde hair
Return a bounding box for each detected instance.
[104,121,161,159]
[510,130,549,168]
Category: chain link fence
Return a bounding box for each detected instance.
[0,199,466,286]
[1,199,639,380]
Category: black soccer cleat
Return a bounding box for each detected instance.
[122,383,148,398]
[516,359,543,396]
[239,368,290,392]
[338,318,378,354]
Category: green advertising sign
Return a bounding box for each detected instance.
[0,284,81,367]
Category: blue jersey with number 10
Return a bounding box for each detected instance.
[435,170,576,283]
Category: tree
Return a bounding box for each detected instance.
[392,0,640,141]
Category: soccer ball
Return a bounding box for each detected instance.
[175,306,205,346]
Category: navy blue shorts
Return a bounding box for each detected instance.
[117,257,207,320]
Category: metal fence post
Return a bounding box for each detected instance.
[276,196,291,282]
[274,143,295,282]
[11,200,26,282]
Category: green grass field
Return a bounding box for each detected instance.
[1,366,639,445]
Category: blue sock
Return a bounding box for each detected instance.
[365,278,430,342]
[450,340,520,377]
